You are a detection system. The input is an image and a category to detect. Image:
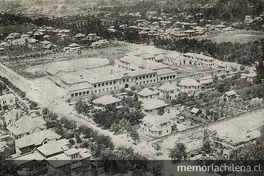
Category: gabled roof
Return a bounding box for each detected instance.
[142,99,168,110]
[225,90,236,96]
[157,68,175,75]
[75,33,85,38]
[13,151,45,165]
[178,78,201,87]
[138,88,159,97]
[68,43,80,47]
[143,111,179,127]
[190,108,200,114]
[37,139,69,157]
[158,83,178,91]
[15,129,61,149]
[40,40,51,45]
[92,95,122,106]
[184,53,214,61]
[7,116,46,136]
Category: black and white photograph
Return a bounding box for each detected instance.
[0,0,264,175]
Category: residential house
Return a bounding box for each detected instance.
[0,42,9,47]
[0,48,4,54]
[21,34,29,39]
[40,40,51,47]
[92,95,122,109]
[241,73,257,82]
[158,82,179,99]
[0,93,16,111]
[37,139,70,158]
[154,54,165,63]
[43,35,51,40]
[178,78,201,92]
[223,90,237,102]
[15,129,61,154]
[74,33,86,40]
[7,115,46,139]
[27,38,39,48]
[199,76,213,89]
[87,33,98,41]
[141,99,169,115]
[140,112,178,138]
[137,88,159,99]
[183,53,215,68]
[9,38,26,46]
[47,148,92,174]
[190,108,202,115]
[33,31,44,40]
[90,40,109,49]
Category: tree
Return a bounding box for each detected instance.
[202,129,211,153]
[168,142,187,161]
[130,129,139,143]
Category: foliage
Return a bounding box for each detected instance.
[75,100,92,115]
[168,143,187,161]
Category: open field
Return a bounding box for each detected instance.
[207,30,264,43]
[5,43,138,78]
[25,57,110,74]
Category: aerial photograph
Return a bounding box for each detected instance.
[0,0,264,175]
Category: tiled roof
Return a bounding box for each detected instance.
[92,95,122,106]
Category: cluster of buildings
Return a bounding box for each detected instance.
[0,97,93,175]
[47,46,223,100]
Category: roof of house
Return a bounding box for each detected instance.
[64,148,80,156]
[165,51,182,59]
[68,43,80,47]
[138,88,159,97]
[7,116,46,136]
[15,129,61,149]
[200,79,213,85]
[120,55,169,70]
[155,54,166,61]
[37,139,69,157]
[241,73,257,78]
[27,38,38,44]
[47,153,71,168]
[142,111,179,127]
[178,78,201,87]
[40,40,51,45]
[12,151,45,165]
[158,82,178,91]
[0,93,16,100]
[225,90,236,96]
[142,99,168,110]
[184,53,214,61]
[190,108,200,114]
[92,95,122,106]
[75,33,85,38]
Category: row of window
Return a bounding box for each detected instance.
[94,80,116,88]
[160,75,176,81]
[71,90,90,97]
[136,79,156,85]
[135,74,156,80]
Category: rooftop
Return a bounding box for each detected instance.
[67,82,93,92]
[184,53,215,61]
[225,90,236,96]
[15,129,61,149]
[12,151,45,165]
[142,111,179,126]
[47,153,71,168]
[157,68,175,76]
[178,78,201,87]
[138,88,159,97]
[142,99,168,110]
[158,82,178,91]
[37,139,69,157]
[7,116,46,136]
[92,95,122,106]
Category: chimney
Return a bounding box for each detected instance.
[80,75,83,79]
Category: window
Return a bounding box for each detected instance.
[110,81,112,85]
[94,84,97,88]
[150,74,152,78]
[113,81,116,84]
[147,81,148,83]
[75,93,78,96]
[136,77,138,80]
[161,77,163,80]
[173,75,175,78]
[102,88,105,92]
[123,79,126,82]
[79,92,82,96]
[86,91,89,94]
[146,75,148,78]
[102,83,104,86]
[106,82,108,85]
[170,75,172,79]
[139,76,142,79]
[71,94,74,97]
[95,90,97,93]
[127,79,129,82]
[167,76,169,79]
[98,83,101,87]
[143,76,145,79]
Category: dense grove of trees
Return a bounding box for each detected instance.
[154,38,264,65]
[168,142,187,161]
